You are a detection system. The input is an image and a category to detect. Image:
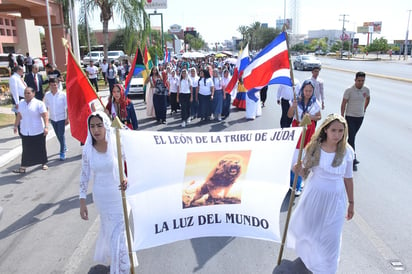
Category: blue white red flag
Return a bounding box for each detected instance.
[224,44,249,93]
[164,47,171,63]
[243,32,292,101]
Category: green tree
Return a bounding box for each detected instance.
[366,37,389,57]
[256,27,280,49]
[84,0,148,59]
[330,41,342,52]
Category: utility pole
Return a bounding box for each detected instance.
[339,14,349,59]
[404,10,411,60]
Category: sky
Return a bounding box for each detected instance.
[85,0,412,45]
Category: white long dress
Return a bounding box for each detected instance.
[287,146,354,274]
[80,147,130,274]
[245,91,262,119]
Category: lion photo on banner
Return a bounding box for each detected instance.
[182,151,251,208]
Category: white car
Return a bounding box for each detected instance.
[82,51,104,67]
[128,72,144,96]
[33,57,45,71]
[108,50,125,65]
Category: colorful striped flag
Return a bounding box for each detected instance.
[124,47,145,95]
[142,45,153,81]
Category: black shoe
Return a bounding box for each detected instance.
[353,164,358,171]
[162,120,167,124]
[354,159,360,165]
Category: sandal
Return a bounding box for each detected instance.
[12,167,26,174]
[42,164,48,170]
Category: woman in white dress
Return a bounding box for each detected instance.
[79,111,130,273]
[288,113,355,274]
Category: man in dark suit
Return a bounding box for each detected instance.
[24,64,44,100]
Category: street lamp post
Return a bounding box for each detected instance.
[149,11,164,56]
[404,10,411,60]
[339,14,349,59]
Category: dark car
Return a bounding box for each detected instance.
[293,55,322,71]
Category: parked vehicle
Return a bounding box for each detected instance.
[107,50,125,65]
[82,51,104,67]
[0,65,10,78]
[33,57,45,71]
[293,55,322,71]
[128,72,144,97]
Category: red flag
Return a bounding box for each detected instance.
[66,46,99,143]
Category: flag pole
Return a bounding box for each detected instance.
[277,114,311,265]
[62,38,105,109]
[112,116,136,274]
[282,29,299,122]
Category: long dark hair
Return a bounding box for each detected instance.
[88,113,104,146]
[199,69,211,86]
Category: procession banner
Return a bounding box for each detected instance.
[121,128,302,251]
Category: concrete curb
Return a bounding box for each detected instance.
[322,65,412,84]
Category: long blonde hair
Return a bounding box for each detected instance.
[302,113,348,179]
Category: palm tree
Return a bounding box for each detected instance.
[248,21,261,51]
[84,0,148,59]
[237,25,249,43]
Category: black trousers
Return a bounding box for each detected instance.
[280,98,292,128]
[153,94,167,121]
[179,93,191,121]
[260,86,268,104]
[89,78,99,92]
[170,92,179,112]
[345,115,364,152]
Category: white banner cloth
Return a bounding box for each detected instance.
[121,128,302,251]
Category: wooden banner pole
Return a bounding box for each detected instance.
[277,115,311,265]
[112,117,136,274]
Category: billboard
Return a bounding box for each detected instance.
[363,21,382,33]
[145,0,167,9]
[276,18,292,31]
[357,26,369,33]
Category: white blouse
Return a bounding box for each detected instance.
[198,78,214,96]
[179,78,191,94]
[18,98,47,136]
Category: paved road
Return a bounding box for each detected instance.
[1,60,411,273]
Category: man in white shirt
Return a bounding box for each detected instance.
[86,61,99,92]
[311,67,325,109]
[100,59,108,86]
[9,66,26,112]
[277,79,300,128]
[44,78,69,161]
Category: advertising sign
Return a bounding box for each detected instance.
[363,21,382,33]
[357,26,369,33]
[145,0,167,9]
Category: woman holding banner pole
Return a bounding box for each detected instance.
[79,111,131,273]
[287,79,321,196]
[288,113,355,273]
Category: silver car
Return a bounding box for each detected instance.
[293,55,322,71]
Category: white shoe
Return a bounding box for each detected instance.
[187,118,191,123]
[181,121,186,128]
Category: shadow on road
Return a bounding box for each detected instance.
[0,194,92,240]
[190,236,235,272]
[273,258,312,274]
